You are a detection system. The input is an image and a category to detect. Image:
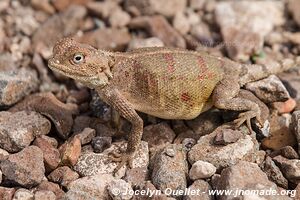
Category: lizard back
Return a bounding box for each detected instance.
[111,48,224,120]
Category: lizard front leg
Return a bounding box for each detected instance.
[212,77,263,132]
[96,87,143,173]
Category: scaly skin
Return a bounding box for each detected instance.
[48,38,300,173]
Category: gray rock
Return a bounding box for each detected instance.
[124,167,149,186]
[215,1,284,60]
[151,144,188,199]
[0,146,45,188]
[91,136,112,153]
[213,161,291,200]
[261,157,288,189]
[13,188,34,200]
[74,141,149,177]
[107,179,133,200]
[0,68,38,106]
[74,128,96,145]
[189,160,216,180]
[184,180,213,200]
[288,0,300,26]
[291,111,300,155]
[64,174,115,200]
[109,8,131,28]
[273,155,300,184]
[47,166,79,188]
[245,75,290,103]
[188,126,259,170]
[0,111,50,153]
[213,128,242,145]
[34,190,56,200]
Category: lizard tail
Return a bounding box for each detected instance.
[239,56,300,86]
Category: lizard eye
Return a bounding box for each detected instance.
[73,53,84,64]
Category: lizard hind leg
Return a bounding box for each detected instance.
[212,78,262,133]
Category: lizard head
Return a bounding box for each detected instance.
[48,37,114,89]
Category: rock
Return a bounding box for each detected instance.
[189,0,206,10]
[288,0,300,27]
[47,166,79,188]
[173,12,191,35]
[32,5,87,58]
[261,157,288,189]
[190,21,213,46]
[262,113,296,150]
[10,92,76,139]
[151,144,188,198]
[77,28,131,51]
[181,137,196,151]
[129,16,186,48]
[133,181,171,200]
[74,128,96,145]
[213,161,291,200]
[86,1,119,18]
[0,146,45,188]
[124,167,149,186]
[271,146,299,159]
[189,160,216,180]
[245,75,290,103]
[127,37,164,50]
[0,68,38,106]
[34,190,56,200]
[188,126,259,170]
[213,128,242,145]
[59,136,81,166]
[186,109,223,138]
[31,0,55,14]
[0,111,50,153]
[37,181,65,199]
[74,141,149,177]
[184,180,212,200]
[109,8,131,28]
[124,0,187,17]
[13,188,34,200]
[143,122,176,150]
[215,1,284,60]
[0,149,9,160]
[292,110,300,155]
[272,98,296,114]
[33,137,60,172]
[64,174,115,200]
[52,0,91,11]
[0,187,16,200]
[294,184,300,200]
[91,136,112,153]
[39,135,58,149]
[107,179,133,200]
[273,155,300,184]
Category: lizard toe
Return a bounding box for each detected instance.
[112,152,135,174]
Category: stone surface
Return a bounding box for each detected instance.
[64,174,115,200]
[189,160,216,180]
[47,166,79,188]
[13,188,34,200]
[127,37,164,51]
[124,167,149,186]
[59,136,81,166]
[288,0,300,26]
[74,141,149,177]
[74,127,96,145]
[273,155,300,184]
[188,126,258,170]
[86,1,119,18]
[34,190,56,200]
[245,75,290,103]
[151,144,188,198]
[215,1,284,60]
[262,156,288,189]
[33,137,60,172]
[213,161,291,200]
[0,146,45,188]
[0,111,50,153]
[0,68,38,106]
[91,136,112,153]
[272,98,297,114]
[143,122,176,150]
[0,187,16,200]
[107,179,133,200]
[10,92,76,139]
[109,8,131,28]
[129,16,186,48]
[184,180,213,200]
[293,111,300,155]
[37,181,65,200]
[213,128,242,145]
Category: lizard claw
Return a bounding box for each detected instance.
[234,111,258,133]
[109,151,135,174]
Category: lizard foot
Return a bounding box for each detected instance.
[109,151,134,174]
[234,110,262,133]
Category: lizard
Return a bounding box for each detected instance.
[48,37,300,172]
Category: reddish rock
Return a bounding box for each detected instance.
[31,0,55,14]
[0,187,15,200]
[213,128,242,145]
[52,0,91,11]
[288,0,300,26]
[34,190,56,200]
[124,167,149,186]
[48,166,79,188]
[59,137,81,166]
[74,128,96,145]
[33,137,60,172]
[37,181,65,199]
[272,98,296,114]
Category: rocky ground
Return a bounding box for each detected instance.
[0,0,300,199]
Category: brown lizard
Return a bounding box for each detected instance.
[48,38,300,172]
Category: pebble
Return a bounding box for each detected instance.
[272,98,296,114]
[74,127,96,145]
[34,190,56,200]
[47,166,79,188]
[245,75,290,103]
[74,141,149,177]
[33,137,60,172]
[109,8,131,28]
[127,37,164,51]
[0,111,50,153]
[0,68,38,106]
[12,188,34,200]
[213,128,243,145]
[59,136,81,166]
[86,1,119,18]
[273,155,300,184]
[173,12,191,35]
[151,144,188,199]
[288,0,300,26]
[0,187,16,200]
[91,136,112,153]
[107,179,133,200]
[189,160,216,180]
[188,126,259,170]
[184,180,212,200]
[0,146,45,188]
[124,167,149,186]
[36,181,65,199]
